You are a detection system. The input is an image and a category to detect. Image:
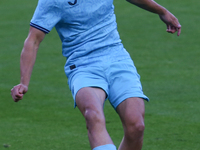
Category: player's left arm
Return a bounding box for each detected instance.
[126,0,181,36]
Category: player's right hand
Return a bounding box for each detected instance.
[11,84,28,102]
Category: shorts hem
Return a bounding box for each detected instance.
[73,85,108,108]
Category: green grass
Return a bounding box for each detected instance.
[1,0,200,149]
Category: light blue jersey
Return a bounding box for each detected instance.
[30,0,131,76]
[30,0,149,107]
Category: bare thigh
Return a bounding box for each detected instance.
[75,87,113,148]
[116,97,145,128]
[75,87,106,116]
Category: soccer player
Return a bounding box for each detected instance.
[11,0,181,150]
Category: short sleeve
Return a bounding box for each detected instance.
[30,0,62,34]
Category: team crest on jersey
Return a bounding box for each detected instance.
[68,0,77,5]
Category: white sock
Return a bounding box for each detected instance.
[93,144,117,150]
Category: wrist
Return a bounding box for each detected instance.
[20,76,30,87]
[20,81,29,88]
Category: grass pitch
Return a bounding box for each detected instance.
[1,0,200,149]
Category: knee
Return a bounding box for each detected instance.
[124,120,145,139]
[134,122,145,133]
[84,108,105,130]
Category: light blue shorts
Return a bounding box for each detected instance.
[67,59,149,109]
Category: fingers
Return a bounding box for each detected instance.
[166,25,176,33]
[11,86,23,102]
[166,24,181,36]
[11,84,28,102]
[177,27,181,36]
[11,87,23,102]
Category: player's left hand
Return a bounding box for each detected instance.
[159,11,181,36]
[11,84,28,102]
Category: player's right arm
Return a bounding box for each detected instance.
[11,27,45,102]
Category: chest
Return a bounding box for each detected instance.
[60,0,114,26]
